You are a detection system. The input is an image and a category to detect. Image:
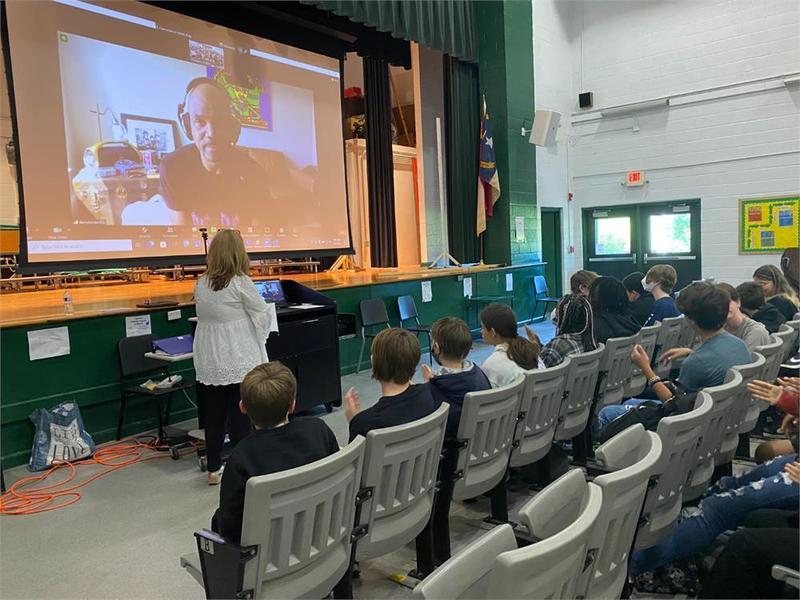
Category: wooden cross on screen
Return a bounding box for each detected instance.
[90,104,109,141]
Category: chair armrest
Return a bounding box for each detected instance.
[772,564,800,590]
[190,529,258,599]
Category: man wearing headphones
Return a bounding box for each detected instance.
[159,77,273,226]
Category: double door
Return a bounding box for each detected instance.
[582,199,701,291]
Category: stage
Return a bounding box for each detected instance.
[1,263,527,328]
[0,262,545,468]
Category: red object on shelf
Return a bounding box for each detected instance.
[344,87,363,99]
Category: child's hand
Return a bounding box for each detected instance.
[778,377,800,392]
[784,461,800,484]
[658,347,691,365]
[747,380,783,405]
[344,387,361,422]
[421,363,433,382]
[524,325,541,347]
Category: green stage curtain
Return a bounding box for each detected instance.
[364,56,398,268]
[306,0,477,63]
[444,56,480,264]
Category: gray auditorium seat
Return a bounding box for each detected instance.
[774,323,797,362]
[452,376,525,501]
[354,403,448,560]
[772,565,800,591]
[715,357,763,466]
[578,425,663,600]
[411,524,517,600]
[554,344,606,443]
[180,437,366,599]
[755,336,786,389]
[653,316,685,379]
[510,358,571,468]
[635,393,712,551]
[625,322,661,397]
[596,333,640,409]
[784,318,800,354]
[740,354,771,435]
[683,376,742,502]
[500,469,602,599]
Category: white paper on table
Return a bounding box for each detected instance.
[506,273,514,292]
[125,314,152,337]
[463,277,473,298]
[28,327,70,361]
[515,216,525,242]
[421,280,433,303]
[292,303,324,310]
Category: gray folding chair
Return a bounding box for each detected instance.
[755,336,786,388]
[578,425,663,600]
[554,344,606,443]
[740,354,771,435]
[452,376,525,501]
[635,393,712,551]
[412,524,518,600]
[596,333,640,409]
[357,299,391,373]
[180,437,366,599]
[784,318,800,354]
[653,316,685,379]
[716,357,764,466]
[773,565,800,591]
[497,469,602,599]
[774,323,796,362]
[683,376,743,502]
[510,359,571,469]
[625,323,661,397]
[354,403,448,561]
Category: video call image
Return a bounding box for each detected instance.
[6,1,351,263]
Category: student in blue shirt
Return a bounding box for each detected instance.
[595,282,751,434]
[643,264,681,325]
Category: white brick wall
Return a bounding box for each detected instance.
[534,0,800,286]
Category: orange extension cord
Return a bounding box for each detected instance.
[0,437,200,516]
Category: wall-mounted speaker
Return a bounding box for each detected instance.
[529,110,561,147]
[578,92,593,109]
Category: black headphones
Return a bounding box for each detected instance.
[177,77,241,142]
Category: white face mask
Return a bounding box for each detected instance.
[642,277,657,293]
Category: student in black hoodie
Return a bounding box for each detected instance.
[623,271,655,326]
[344,327,436,442]
[422,317,492,436]
[212,362,340,544]
[416,317,491,576]
[589,276,641,343]
[737,281,786,334]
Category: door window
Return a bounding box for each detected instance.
[648,213,691,254]
[594,217,631,255]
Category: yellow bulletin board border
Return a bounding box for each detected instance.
[739,196,800,254]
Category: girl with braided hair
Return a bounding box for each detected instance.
[539,294,597,367]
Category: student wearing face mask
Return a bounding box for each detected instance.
[643,264,681,325]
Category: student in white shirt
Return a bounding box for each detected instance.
[479,303,540,387]
[193,229,276,485]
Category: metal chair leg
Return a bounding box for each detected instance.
[116,395,127,440]
[426,332,433,366]
[530,298,539,324]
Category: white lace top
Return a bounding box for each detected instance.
[193,275,277,386]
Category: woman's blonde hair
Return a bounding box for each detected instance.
[204,229,250,291]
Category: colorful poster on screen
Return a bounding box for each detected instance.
[739,196,800,254]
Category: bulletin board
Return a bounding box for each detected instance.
[739,196,800,254]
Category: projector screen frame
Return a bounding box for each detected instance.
[1,1,355,274]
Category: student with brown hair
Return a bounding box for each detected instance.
[570,269,598,297]
[737,281,786,333]
[211,362,339,543]
[344,328,436,441]
[643,264,680,325]
[193,229,276,485]
[717,283,770,351]
[479,303,540,387]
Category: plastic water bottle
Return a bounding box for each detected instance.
[63,291,73,314]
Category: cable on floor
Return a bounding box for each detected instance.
[0,436,200,516]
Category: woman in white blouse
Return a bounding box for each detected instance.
[194,229,274,484]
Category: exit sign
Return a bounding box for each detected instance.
[626,171,645,186]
